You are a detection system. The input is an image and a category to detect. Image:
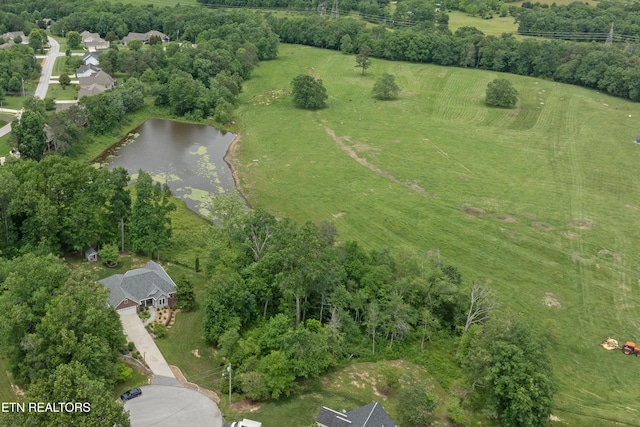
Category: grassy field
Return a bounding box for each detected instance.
[47,84,78,101]
[448,10,518,35]
[231,43,640,425]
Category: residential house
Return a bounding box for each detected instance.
[316,402,397,427]
[122,30,169,45]
[0,31,29,50]
[75,64,101,78]
[81,51,100,66]
[77,70,115,99]
[79,70,116,88]
[78,83,108,99]
[99,260,177,315]
[81,30,109,51]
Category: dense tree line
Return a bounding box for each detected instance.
[515,1,640,39]
[0,44,40,95]
[273,15,640,101]
[0,254,130,426]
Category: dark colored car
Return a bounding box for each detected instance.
[120,388,142,401]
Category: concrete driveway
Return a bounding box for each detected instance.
[124,385,224,427]
[119,314,177,382]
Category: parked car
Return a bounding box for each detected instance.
[120,388,142,401]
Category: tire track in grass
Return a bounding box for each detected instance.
[565,96,592,324]
[434,70,481,122]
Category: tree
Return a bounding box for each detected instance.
[130,170,175,258]
[128,39,143,51]
[12,109,47,161]
[372,73,400,100]
[463,282,496,332]
[176,276,195,310]
[291,74,327,109]
[28,29,45,54]
[485,78,518,108]
[59,73,71,90]
[65,31,81,50]
[356,45,372,76]
[258,350,296,399]
[100,243,119,267]
[340,34,353,54]
[398,378,439,426]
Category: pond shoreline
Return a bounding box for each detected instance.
[223,133,253,209]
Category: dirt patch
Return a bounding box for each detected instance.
[170,365,220,404]
[463,207,486,217]
[332,212,345,218]
[625,204,638,210]
[544,292,561,307]
[532,222,554,231]
[570,219,593,230]
[550,414,562,422]
[563,231,579,239]
[191,349,201,358]
[8,375,24,397]
[598,249,622,262]
[230,400,261,412]
[324,127,435,198]
[352,143,375,153]
[496,213,518,223]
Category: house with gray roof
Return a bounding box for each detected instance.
[316,402,397,427]
[81,31,109,51]
[0,31,29,50]
[79,70,116,88]
[76,64,101,78]
[99,261,177,315]
[122,30,169,45]
[81,51,100,66]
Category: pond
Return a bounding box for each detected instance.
[98,119,237,218]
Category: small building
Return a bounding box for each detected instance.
[99,261,177,316]
[85,248,98,262]
[78,83,108,99]
[316,402,397,427]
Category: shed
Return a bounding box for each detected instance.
[85,248,98,262]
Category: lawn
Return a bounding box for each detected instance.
[47,83,78,101]
[447,10,518,35]
[231,43,640,425]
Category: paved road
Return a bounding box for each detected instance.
[120,314,177,381]
[34,36,61,99]
[124,385,224,427]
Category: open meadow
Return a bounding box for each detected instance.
[232,43,640,425]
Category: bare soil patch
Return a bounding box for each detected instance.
[544,292,561,307]
[496,213,518,223]
[563,231,579,239]
[325,127,435,197]
[625,204,638,210]
[598,249,622,262]
[230,400,261,412]
[570,219,594,230]
[532,221,554,231]
[191,349,201,358]
[332,212,345,218]
[463,207,486,217]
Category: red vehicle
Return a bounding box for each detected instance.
[623,341,640,356]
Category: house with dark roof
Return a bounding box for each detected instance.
[79,70,115,87]
[316,402,397,427]
[0,31,29,50]
[99,261,177,315]
[122,30,169,45]
[76,64,101,78]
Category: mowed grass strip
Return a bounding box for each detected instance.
[234,43,640,425]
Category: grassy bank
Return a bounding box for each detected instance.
[232,43,640,425]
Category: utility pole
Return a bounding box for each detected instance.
[330,0,339,19]
[605,23,614,46]
[21,78,24,97]
[227,364,232,406]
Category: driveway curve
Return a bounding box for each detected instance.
[124,385,224,427]
[120,314,177,382]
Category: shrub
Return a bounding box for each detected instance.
[117,363,133,383]
[154,323,167,338]
[398,378,438,426]
[447,397,469,426]
[127,341,135,351]
[485,78,518,108]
